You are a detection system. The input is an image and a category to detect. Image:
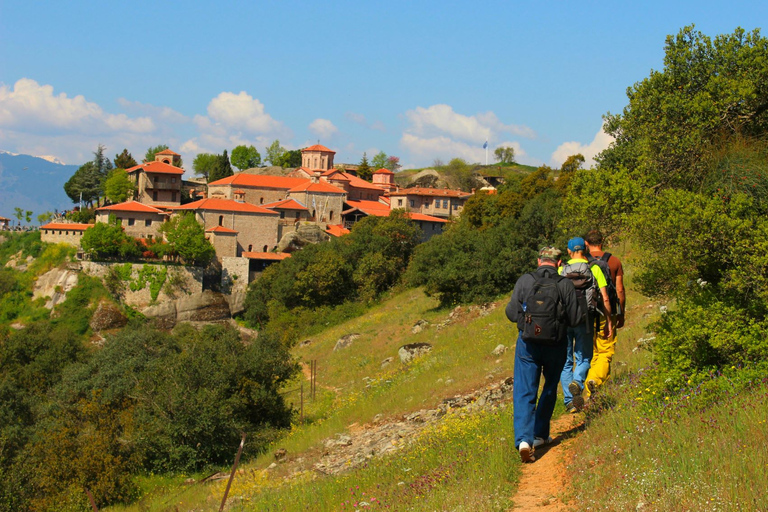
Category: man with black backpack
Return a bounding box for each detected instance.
[505,246,581,463]
[559,237,613,413]
[584,230,625,399]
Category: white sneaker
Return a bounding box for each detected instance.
[519,441,535,463]
[533,436,553,448]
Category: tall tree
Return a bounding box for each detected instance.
[265,140,286,166]
[371,151,388,170]
[277,149,302,168]
[104,169,135,204]
[599,26,768,189]
[64,161,102,207]
[192,153,219,181]
[230,145,262,170]
[494,146,515,164]
[386,156,401,172]
[208,150,234,183]
[159,212,216,266]
[357,152,372,180]
[114,149,138,169]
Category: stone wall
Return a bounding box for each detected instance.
[221,256,250,315]
[40,228,88,247]
[81,261,203,309]
[199,210,279,255]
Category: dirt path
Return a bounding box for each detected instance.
[509,413,584,511]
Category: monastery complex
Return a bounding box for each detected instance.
[40,146,474,277]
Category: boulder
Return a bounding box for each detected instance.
[33,267,79,309]
[411,319,429,334]
[176,291,231,322]
[491,344,508,356]
[90,299,128,331]
[277,224,329,253]
[334,333,361,351]
[398,343,432,364]
[141,301,177,329]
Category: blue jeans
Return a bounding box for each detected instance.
[513,333,567,449]
[561,323,593,406]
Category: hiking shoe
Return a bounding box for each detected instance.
[572,395,585,411]
[519,442,535,463]
[568,380,583,397]
[533,436,553,448]
[567,406,578,414]
[586,379,597,396]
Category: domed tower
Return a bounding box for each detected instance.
[301,144,335,171]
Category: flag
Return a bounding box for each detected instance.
[483,141,488,149]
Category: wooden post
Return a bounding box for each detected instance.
[219,433,246,512]
[84,488,99,512]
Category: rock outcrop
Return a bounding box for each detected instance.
[141,290,231,328]
[277,224,329,253]
[33,267,79,309]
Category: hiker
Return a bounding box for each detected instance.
[506,246,581,463]
[559,237,613,413]
[584,230,625,398]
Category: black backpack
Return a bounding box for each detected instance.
[587,252,621,316]
[561,261,598,317]
[521,272,564,345]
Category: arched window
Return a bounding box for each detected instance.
[248,245,252,252]
[218,215,224,226]
[260,197,264,204]
[329,211,334,220]
[263,245,268,252]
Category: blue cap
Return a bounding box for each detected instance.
[567,237,585,252]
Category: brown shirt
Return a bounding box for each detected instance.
[588,249,623,284]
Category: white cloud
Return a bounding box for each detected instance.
[550,127,614,168]
[308,118,338,139]
[401,133,527,165]
[404,104,534,144]
[206,91,288,136]
[345,111,366,125]
[0,79,154,135]
[369,120,387,132]
[117,98,189,124]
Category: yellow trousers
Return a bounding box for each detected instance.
[585,315,617,396]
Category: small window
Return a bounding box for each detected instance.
[398,199,403,206]
[172,192,176,202]
[145,219,152,227]
[128,218,135,226]
[263,245,268,252]
[329,211,334,220]
[443,199,448,208]
[280,211,285,219]
[260,197,264,204]
[410,200,415,207]
[153,191,158,201]
[171,177,176,183]
[435,199,440,208]
[219,215,224,226]
[248,245,253,252]
[65,231,69,235]
[295,211,301,219]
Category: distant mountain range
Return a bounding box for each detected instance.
[0,151,79,223]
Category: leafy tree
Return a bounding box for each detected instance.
[265,140,286,166]
[231,145,262,170]
[114,148,138,169]
[208,150,234,184]
[277,149,302,168]
[599,26,768,189]
[371,151,388,170]
[37,212,53,226]
[357,152,372,180]
[144,144,183,167]
[159,212,215,266]
[12,207,23,226]
[555,153,585,193]
[494,146,516,164]
[81,222,138,260]
[104,169,135,204]
[386,155,401,172]
[64,161,102,206]
[192,153,218,181]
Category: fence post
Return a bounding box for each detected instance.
[219,432,246,512]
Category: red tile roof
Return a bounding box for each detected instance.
[288,181,346,194]
[168,198,279,215]
[41,222,92,231]
[242,252,292,260]
[263,198,309,211]
[233,189,246,194]
[387,187,472,198]
[126,161,185,175]
[302,144,335,153]
[344,200,391,216]
[406,212,449,223]
[373,168,394,175]
[207,173,308,189]
[325,224,350,237]
[206,226,238,234]
[155,149,180,156]
[341,172,385,191]
[96,201,165,214]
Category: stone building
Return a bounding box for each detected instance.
[286,181,346,224]
[95,201,167,239]
[372,168,397,192]
[341,199,448,242]
[387,187,472,219]
[169,198,280,257]
[126,150,184,207]
[262,198,311,241]
[207,174,308,205]
[40,222,92,246]
[300,144,335,170]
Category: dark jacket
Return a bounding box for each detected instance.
[505,265,582,340]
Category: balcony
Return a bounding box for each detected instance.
[145,181,180,190]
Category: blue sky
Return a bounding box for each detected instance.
[1,0,765,170]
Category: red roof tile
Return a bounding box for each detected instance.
[406,213,449,223]
[341,172,385,191]
[242,252,292,260]
[345,200,391,215]
[262,198,309,211]
[387,187,472,198]
[41,222,91,231]
[207,173,308,189]
[373,168,394,175]
[155,149,181,156]
[325,224,350,237]
[169,198,279,215]
[302,144,335,153]
[206,226,239,234]
[126,161,185,175]
[96,201,165,214]
[288,181,346,194]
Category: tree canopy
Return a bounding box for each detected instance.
[103,168,135,204]
[231,145,262,170]
[159,212,215,266]
[265,140,286,166]
[193,153,219,181]
[207,150,234,183]
[494,146,515,165]
[114,148,138,169]
[371,151,388,170]
[357,152,372,180]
